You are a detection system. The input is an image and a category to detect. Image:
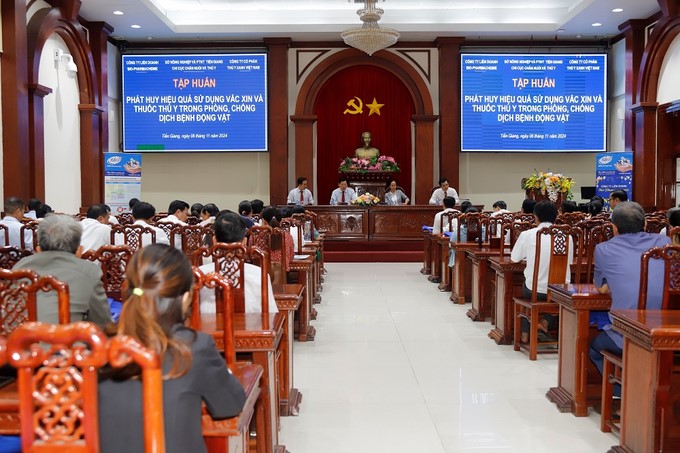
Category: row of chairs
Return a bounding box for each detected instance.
[0,268,261,452]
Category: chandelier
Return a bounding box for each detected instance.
[341,0,400,56]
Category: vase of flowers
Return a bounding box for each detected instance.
[351,193,381,206]
[338,155,400,174]
[521,170,574,203]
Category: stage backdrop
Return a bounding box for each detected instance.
[315,65,414,204]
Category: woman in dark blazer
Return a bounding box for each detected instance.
[98,244,246,453]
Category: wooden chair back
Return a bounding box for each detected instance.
[669,226,680,245]
[192,269,238,365]
[556,211,586,226]
[152,213,168,223]
[591,222,615,243]
[155,221,175,240]
[280,218,304,254]
[0,224,9,246]
[456,212,485,244]
[514,213,536,223]
[246,246,271,313]
[644,216,669,234]
[110,224,157,252]
[0,269,70,335]
[292,211,317,240]
[530,224,578,302]
[441,211,461,234]
[19,221,39,250]
[248,224,272,251]
[115,212,133,225]
[80,245,134,301]
[173,224,211,257]
[0,246,33,270]
[192,243,246,312]
[638,244,680,310]
[574,219,607,283]
[7,322,164,453]
[186,215,201,226]
[499,221,534,258]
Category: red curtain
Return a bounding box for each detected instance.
[315,65,414,203]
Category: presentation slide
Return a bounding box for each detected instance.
[461,53,607,152]
[122,53,267,152]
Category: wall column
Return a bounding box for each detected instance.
[265,38,291,205]
[79,104,105,207]
[632,102,659,209]
[290,115,317,200]
[618,19,648,151]
[436,37,463,191]
[413,115,438,203]
[28,84,53,201]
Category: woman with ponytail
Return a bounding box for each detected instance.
[98,244,246,453]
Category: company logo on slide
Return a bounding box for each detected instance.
[107,156,122,165]
[598,155,612,164]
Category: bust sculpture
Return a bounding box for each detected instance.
[354,131,380,160]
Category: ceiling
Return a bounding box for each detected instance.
[78,0,661,43]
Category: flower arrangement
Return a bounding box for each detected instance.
[338,155,400,173]
[521,170,574,202]
[351,193,381,206]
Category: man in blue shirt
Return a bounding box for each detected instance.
[589,201,670,395]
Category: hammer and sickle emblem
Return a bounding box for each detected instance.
[343,96,363,115]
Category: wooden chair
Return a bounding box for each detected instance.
[575,219,608,283]
[80,244,134,301]
[19,221,39,250]
[514,212,536,223]
[173,224,211,257]
[0,246,33,269]
[115,212,133,225]
[190,270,265,453]
[0,268,70,335]
[110,224,157,252]
[601,244,680,435]
[6,321,165,453]
[513,224,577,360]
[155,220,176,240]
[193,243,248,312]
[186,215,201,226]
[669,225,680,245]
[644,216,669,234]
[556,211,586,226]
[498,221,533,259]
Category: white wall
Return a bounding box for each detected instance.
[658,34,680,104]
[40,35,81,213]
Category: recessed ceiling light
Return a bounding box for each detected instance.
[592,22,602,27]
[147,36,153,40]
[557,28,565,33]
[113,10,124,15]
[576,34,582,39]
[612,8,623,13]
[131,24,141,29]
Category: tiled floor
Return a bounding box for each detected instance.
[280,262,618,453]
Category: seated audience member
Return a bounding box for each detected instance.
[281,207,303,252]
[160,200,190,226]
[128,197,140,211]
[13,214,111,326]
[490,200,509,217]
[448,207,487,266]
[25,198,42,220]
[251,199,264,216]
[511,200,572,343]
[287,176,315,206]
[35,203,53,220]
[199,212,277,314]
[292,205,320,241]
[0,197,33,250]
[99,244,246,453]
[429,177,460,206]
[587,200,603,218]
[261,207,295,273]
[238,200,255,229]
[561,200,578,213]
[588,202,670,396]
[432,196,459,235]
[329,177,357,205]
[521,198,537,214]
[80,204,112,252]
[608,189,628,210]
[668,209,680,244]
[190,202,203,219]
[384,180,409,205]
[103,204,120,225]
[129,201,170,246]
[199,203,220,226]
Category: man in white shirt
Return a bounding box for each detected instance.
[199,212,277,314]
[159,199,190,226]
[287,176,314,206]
[80,204,112,252]
[0,197,33,250]
[329,177,357,205]
[490,200,510,217]
[124,201,170,246]
[429,177,460,205]
[510,199,573,342]
[432,197,459,235]
[25,198,42,220]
